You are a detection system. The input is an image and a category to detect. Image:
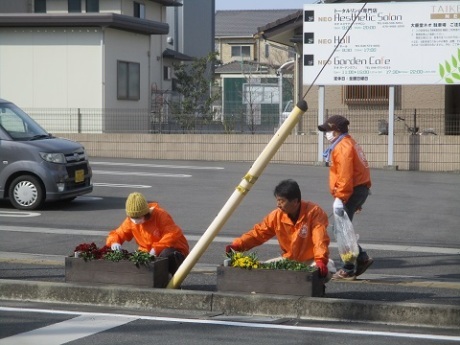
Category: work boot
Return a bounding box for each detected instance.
[356,257,374,277]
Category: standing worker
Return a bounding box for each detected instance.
[225,179,335,286]
[106,192,189,275]
[318,115,374,280]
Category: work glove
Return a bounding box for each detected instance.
[225,244,241,254]
[149,248,156,256]
[315,261,328,278]
[333,198,344,216]
[111,243,122,251]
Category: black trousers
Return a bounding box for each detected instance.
[158,248,186,275]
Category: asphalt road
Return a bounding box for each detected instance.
[0,158,459,303]
[1,301,459,345]
[1,157,459,243]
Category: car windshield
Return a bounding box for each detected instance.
[0,103,50,141]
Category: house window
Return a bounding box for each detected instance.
[134,2,145,19]
[231,46,250,58]
[343,85,395,105]
[117,61,140,101]
[163,66,171,81]
[34,0,46,13]
[68,0,82,13]
[86,0,99,13]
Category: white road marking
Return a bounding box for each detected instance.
[0,312,136,345]
[94,170,191,178]
[0,307,459,343]
[72,196,103,200]
[0,211,40,218]
[93,183,151,188]
[91,161,224,170]
[0,225,458,255]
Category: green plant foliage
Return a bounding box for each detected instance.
[260,259,316,272]
[74,243,154,267]
[439,48,460,84]
[171,51,221,131]
[129,250,154,268]
[104,250,129,262]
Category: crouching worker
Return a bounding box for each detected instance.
[225,179,336,285]
[106,192,189,275]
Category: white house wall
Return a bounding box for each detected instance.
[104,28,150,109]
[0,27,102,108]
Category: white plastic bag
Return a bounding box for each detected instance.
[333,212,359,264]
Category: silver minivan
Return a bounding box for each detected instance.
[0,99,92,210]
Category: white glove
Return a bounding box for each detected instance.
[111,243,122,251]
[149,248,156,256]
[333,198,344,216]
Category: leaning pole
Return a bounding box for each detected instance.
[167,100,308,288]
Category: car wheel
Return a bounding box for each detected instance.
[8,175,44,210]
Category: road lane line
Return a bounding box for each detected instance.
[0,313,136,345]
[91,161,224,170]
[93,170,191,178]
[0,211,40,218]
[93,183,151,188]
[1,307,459,342]
[0,225,458,254]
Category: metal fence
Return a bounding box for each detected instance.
[25,107,460,136]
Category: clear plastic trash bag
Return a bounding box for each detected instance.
[333,212,359,264]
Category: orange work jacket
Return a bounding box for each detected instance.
[232,201,330,264]
[106,202,189,257]
[329,135,371,203]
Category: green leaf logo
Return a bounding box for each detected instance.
[439,48,460,84]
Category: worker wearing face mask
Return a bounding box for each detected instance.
[106,192,189,275]
[318,115,373,281]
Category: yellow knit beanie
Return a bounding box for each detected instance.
[125,192,150,218]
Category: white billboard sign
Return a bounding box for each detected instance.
[303,1,460,85]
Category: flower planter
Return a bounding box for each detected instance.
[216,266,324,297]
[65,257,169,288]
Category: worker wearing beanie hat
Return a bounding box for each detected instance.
[106,192,189,275]
[126,192,150,218]
[318,115,373,281]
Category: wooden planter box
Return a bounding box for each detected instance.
[217,266,324,297]
[65,257,169,288]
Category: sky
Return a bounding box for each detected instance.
[215,0,316,11]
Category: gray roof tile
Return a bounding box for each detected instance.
[215,10,299,37]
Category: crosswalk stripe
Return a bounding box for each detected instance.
[0,314,137,345]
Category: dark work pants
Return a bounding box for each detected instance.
[342,185,370,273]
[159,248,185,275]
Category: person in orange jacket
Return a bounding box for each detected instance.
[225,179,335,283]
[106,192,189,275]
[318,115,373,280]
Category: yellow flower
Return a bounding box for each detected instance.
[340,251,357,263]
[227,250,260,270]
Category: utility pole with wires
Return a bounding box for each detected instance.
[167,2,368,289]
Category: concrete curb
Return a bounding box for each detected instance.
[1,279,459,329]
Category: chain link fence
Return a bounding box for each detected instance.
[25,107,459,136]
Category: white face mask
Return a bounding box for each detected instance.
[325,131,336,142]
[130,217,145,225]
